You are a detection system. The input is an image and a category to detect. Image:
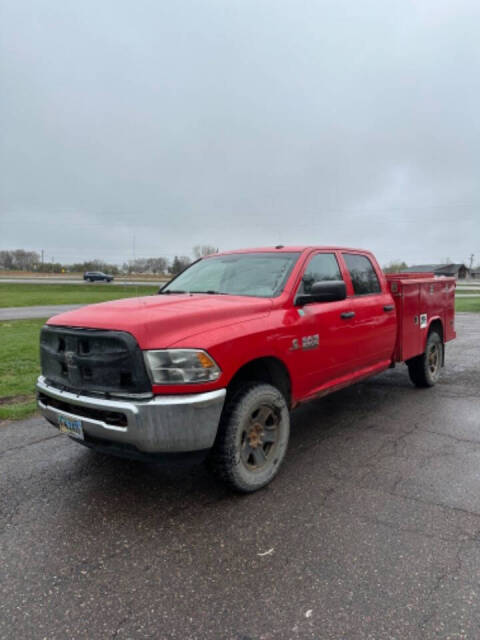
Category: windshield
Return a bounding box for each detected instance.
[161,252,300,298]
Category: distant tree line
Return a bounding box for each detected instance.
[0,251,123,275]
[3,248,478,277]
[193,245,218,259]
[70,260,121,275]
[382,261,409,274]
[0,245,220,276]
[0,250,42,271]
[121,257,168,275]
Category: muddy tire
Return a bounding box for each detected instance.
[407,331,443,388]
[208,383,290,493]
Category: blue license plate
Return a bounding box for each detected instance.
[58,415,84,440]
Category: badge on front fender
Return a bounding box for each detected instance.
[302,334,319,350]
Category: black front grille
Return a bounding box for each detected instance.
[40,326,152,397]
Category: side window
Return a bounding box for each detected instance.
[343,254,381,295]
[298,253,342,294]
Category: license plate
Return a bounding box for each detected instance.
[58,415,84,440]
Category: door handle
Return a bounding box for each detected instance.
[340,311,355,319]
[383,305,394,312]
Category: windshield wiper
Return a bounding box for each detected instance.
[158,289,187,295]
[159,289,228,295]
[189,290,227,295]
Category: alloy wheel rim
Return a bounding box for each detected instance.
[240,404,280,471]
[428,343,440,378]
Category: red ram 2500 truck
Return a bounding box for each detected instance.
[37,247,456,492]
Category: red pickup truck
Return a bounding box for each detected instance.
[37,247,456,492]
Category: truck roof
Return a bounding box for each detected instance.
[214,246,370,255]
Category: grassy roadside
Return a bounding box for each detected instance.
[0,318,46,420]
[0,283,158,308]
[456,298,480,312]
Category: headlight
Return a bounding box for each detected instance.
[144,349,222,384]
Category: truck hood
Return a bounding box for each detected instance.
[47,294,273,348]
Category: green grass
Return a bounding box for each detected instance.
[456,289,480,295]
[0,283,158,308]
[456,298,480,313]
[0,318,46,420]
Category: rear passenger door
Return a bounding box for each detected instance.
[340,252,397,368]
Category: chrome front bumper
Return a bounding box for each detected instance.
[36,376,226,454]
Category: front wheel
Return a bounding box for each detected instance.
[407,330,443,387]
[209,383,290,493]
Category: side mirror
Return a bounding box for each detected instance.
[296,280,347,306]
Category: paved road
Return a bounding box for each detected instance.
[0,304,83,320]
[0,277,165,285]
[1,314,479,639]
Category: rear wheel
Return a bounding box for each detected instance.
[407,330,443,387]
[209,383,290,493]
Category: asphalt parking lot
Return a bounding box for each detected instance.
[1,313,479,639]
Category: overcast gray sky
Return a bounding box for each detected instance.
[1,0,479,267]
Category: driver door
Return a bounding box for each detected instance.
[288,251,358,398]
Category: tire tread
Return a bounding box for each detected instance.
[407,331,442,388]
[208,382,289,493]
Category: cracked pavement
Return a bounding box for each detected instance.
[1,313,479,639]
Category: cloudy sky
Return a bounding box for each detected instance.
[1,0,479,267]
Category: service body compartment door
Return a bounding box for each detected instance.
[387,275,456,361]
[419,280,455,342]
[444,280,456,341]
[395,282,423,361]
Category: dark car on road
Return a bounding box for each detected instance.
[83,271,114,282]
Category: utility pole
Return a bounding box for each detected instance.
[41,249,44,265]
